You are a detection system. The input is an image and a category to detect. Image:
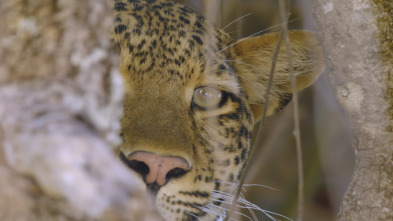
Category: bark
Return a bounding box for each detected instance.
[0,1,160,220]
[310,0,393,220]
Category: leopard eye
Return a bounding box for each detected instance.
[193,86,223,109]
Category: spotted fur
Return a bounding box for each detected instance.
[112,0,324,220]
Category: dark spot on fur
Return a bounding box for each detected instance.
[241,148,247,161]
[179,30,186,37]
[219,63,227,71]
[193,29,203,35]
[192,35,203,45]
[275,93,293,112]
[229,173,234,182]
[214,181,221,190]
[133,28,141,35]
[213,198,224,206]
[237,171,242,181]
[188,213,204,221]
[114,24,127,34]
[179,56,185,63]
[161,2,174,8]
[114,2,127,11]
[137,39,146,50]
[152,4,163,10]
[179,191,210,198]
[133,5,144,11]
[239,125,246,136]
[184,49,191,57]
[195,21,202,28]
[179,15,190,24]
[234,157,240,165]
[188,39,195,49]
[238,140,243,150]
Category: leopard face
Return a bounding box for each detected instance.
[112,0,324,220]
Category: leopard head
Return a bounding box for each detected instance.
[112,0,324,220]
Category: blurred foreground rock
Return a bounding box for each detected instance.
[0,1,160,220]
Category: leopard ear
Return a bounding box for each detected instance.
[232,30,324,122]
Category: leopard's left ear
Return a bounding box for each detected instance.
[232,30,325,121]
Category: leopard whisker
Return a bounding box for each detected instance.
[216,67,277,97]
[220,60,267,73]
[210,190,293,221]
[217,68,259,87]
[216,18,301,55]
[203,199,253,221]
[209,191,256,221]
[242,183,277,190]
[219,13,252,31]
[193,204,226,221]
[185,211,201,221]
[204,203,253,221]
[194,204,245,221]
[225,29,243,36]
[213,180,277,191]
[216,59,274,91]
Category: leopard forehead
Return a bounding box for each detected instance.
[112,0,239,89]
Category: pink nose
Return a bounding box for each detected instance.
[126,151,191,186]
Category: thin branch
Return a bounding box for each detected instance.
[278,1,304,221]
[220,0,224,27]
[203,0,220,25]
[236,0,244,39]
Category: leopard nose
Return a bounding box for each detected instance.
[123,151,191,186]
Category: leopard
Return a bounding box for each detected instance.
[112,0,324,220]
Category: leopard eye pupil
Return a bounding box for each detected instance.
[193,86,223,109]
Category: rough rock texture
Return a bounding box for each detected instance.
[310,0,393,220]
[0,1,161,220]
[373,0,393,119]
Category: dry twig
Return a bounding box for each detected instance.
[278,0,304,220]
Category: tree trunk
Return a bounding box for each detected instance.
[0,1,160,220]
[310,0,393,220]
